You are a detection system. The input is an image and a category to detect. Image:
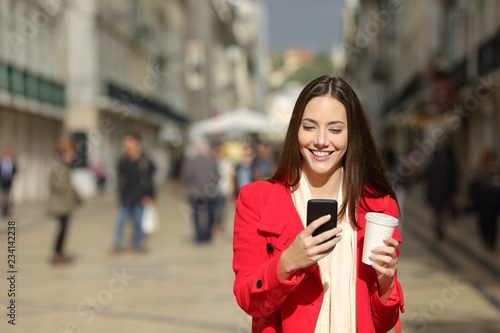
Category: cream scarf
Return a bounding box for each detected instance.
[291,170,357,332]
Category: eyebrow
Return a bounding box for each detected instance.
[302,118,345,125]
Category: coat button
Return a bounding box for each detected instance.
[266,243,274,254]
[257,280,263,288]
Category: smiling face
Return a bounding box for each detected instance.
[298,95,348,180]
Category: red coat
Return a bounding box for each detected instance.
[233,181,404,333]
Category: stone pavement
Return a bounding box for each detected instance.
[397,183,500,333]
[1,184,249,333]
[0,182,499,333]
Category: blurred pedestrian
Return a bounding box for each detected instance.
[48,138,81,264]
[233,76,403,332]
[112,133,155,253]
[182,140,219,242]
[213,145,234,231]
[0,147,17,218]
[253,141,275,180]
[170,149,184,181]
[170,149,185,194]
[91,159,106,194]
[422,144,457,240]
[233,143,256,199]
[468,148,500,252]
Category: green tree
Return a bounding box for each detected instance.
[286,52,333,84]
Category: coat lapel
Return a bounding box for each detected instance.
[257,183,303,236]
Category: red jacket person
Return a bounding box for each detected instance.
[233,76,404,332]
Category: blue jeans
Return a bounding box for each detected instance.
[113,202,144,250]
[214,194,226,227]
[191,198,216,242]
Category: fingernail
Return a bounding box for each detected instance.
[372,247,378,252]
[369,254,375,259]
[325,214,331,220]
[337,226,343,232]
[384,236,390,241]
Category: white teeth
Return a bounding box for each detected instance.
[311,150,331,157]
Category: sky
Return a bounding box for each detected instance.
[254,0,344,52]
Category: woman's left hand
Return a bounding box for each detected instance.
[369,236,399,302]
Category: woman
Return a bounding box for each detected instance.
[233,76,404,332]
[48,138,80,264]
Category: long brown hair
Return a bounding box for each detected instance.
[269,75,397,229]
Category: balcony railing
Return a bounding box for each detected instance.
[107,82,188,124]
[0,60,65,107]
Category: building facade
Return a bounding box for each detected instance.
[64,0,189,196]
[0,0,263,203]
[344,0,500,198]
[0,0,67,201]
[184,0,265,122]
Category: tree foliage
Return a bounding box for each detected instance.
[286,52,333,84]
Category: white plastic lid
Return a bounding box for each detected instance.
[365,212,399,227]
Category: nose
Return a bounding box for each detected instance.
[314,129,328,148]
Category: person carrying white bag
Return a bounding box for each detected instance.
[142,204,160,234]
[111,133,156,254]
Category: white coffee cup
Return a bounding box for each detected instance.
[362,212,399,265]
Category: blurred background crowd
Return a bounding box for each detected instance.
[1,0,498,250]
[0,0,499,332]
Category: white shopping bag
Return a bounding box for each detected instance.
[142,205,160,234]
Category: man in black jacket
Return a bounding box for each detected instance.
[112,133,155,252]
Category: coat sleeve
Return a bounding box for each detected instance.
[232,185,305,317]
[370,196,405,333]
[49,163,70,193]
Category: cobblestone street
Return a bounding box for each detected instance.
[1,184,247,333]
[1,182,499,332]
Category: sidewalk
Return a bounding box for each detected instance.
[1,182,499,332]
[398,183,500,332]
[1,183,249,333]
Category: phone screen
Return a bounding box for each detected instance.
[307,199,338,238]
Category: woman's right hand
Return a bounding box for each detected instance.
[278,215,343,281]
